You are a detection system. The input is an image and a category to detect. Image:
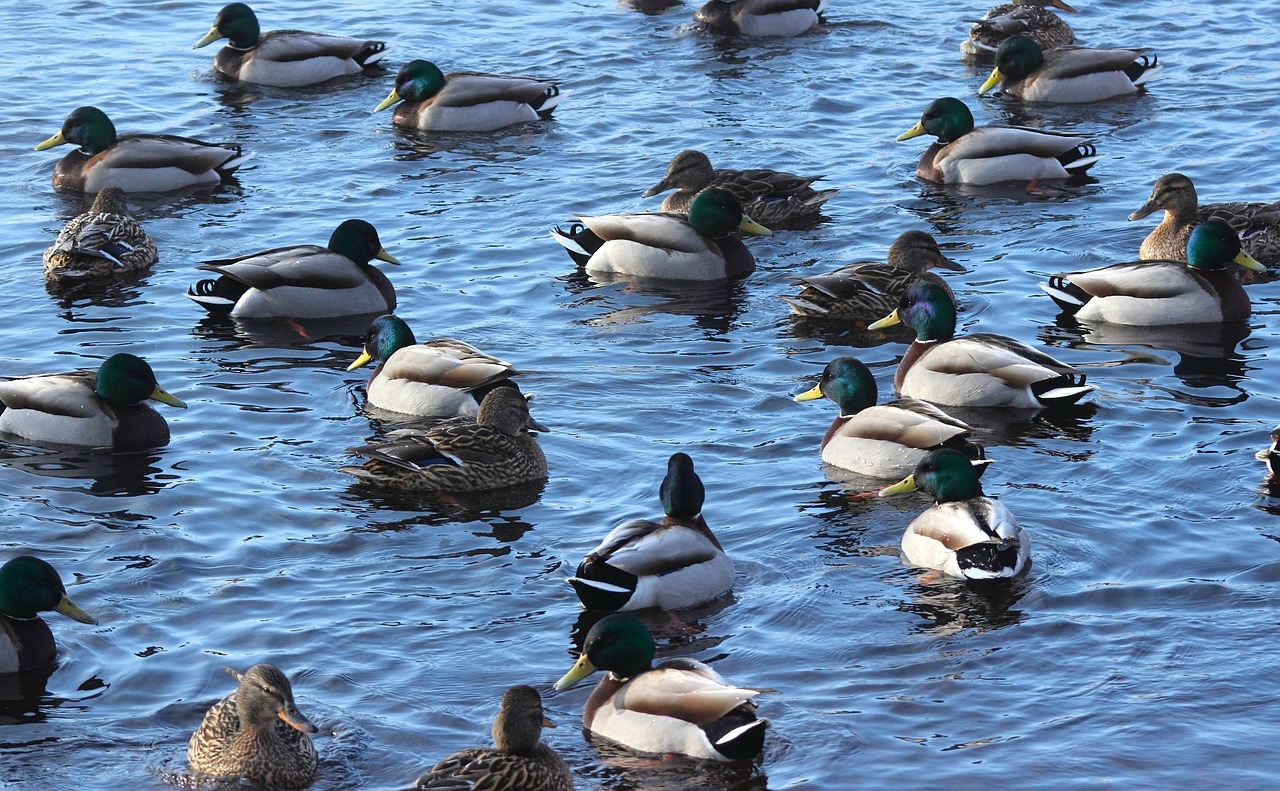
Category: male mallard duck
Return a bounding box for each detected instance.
[962,0,1076,59]
[1129,173,1280,267]
[1041,220,1265,325]
[554,614,767,761]
[186,219,399,319]
[187,664,318,789]
[693,0,828,37]
[869,279,1094,408]
[568,453,733,612]
[413,685,572,791]
[880,449,1030,580]
[34,106,251,193]
[794,357,984,479]
[896,97,1099,185]
[373,59,563,133]
[193,2,387,87]
[42,187,157,281]
[0,353,186,448]
[978,36,1160,102]
[0,556,96,674]
[1256,426,1280,486]
[642,149,837,231]
[550,188,771,281]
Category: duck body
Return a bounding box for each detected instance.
[1130,173,1280,267]
[0,556,96,674]
[979,37,1160,103]
[1257,426,1280,486]
[43,187,157,280]
[375,60,562,133]
[962,0,1076,59]
[694,0,828,37]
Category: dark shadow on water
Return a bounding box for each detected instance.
[942,401,1097,450]
[0,441,174,497]
[340,481,546,536]
[557,271,748,338]
[576,733,768,791]
[0,670,107,726]
[898,573,1029,637]
[621,0,684,14]
[45,271,151,311]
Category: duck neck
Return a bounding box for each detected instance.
[895,340,936,395]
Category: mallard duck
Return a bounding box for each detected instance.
[554,614,768,761]
[1041,220,1265,325]
[1129,173,1280,267]
[413,685,572,791]
[550,188,771,281]
[568,453,733,612]
[978,36,1160,102]
[42,187,157,280]
[880,449,1030,580]
[186,219,399,319]
[0,353,186,448]
[373,59,563,133]
[187,664,318,789]
[1256,426,1280,485]
[869,279,1094,408]
[693,0,828,37]
[0,556,96,674]
[193,2,387,87]
[962,0,1076,59]
[896,97,1100,185]
[34,106,251,193]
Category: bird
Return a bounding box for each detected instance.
[568,452,734,612]
[896,97,1100,185]
[553,614,768,761]
[977,36,1161,103]
[192,2,387,87]
[412,685,572,791]
[373,59,563,132]
[1129,173,1280,267]
[187,664,318,789]
[0,556,96,674]
[962,0,1076,59]
[186,219,399,319]
[693,0,828,37]
[42,186,157,280]
[1256,426,1280,486]
[0,353,186,448]
[34,106,251,193]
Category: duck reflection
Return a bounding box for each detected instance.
[580,737,768,790]
[559,273,747,338]
[0,665,56,724]
[0,443,170,497]
[620,0,684,14]
[343,481,545,531]
[898,574,1028,637]
[44,271,149,310]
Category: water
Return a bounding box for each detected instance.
[2,0,1279,788]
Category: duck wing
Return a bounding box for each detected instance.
[197,246,369,289]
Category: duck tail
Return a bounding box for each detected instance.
[549,222,602,267]
[1056,143,1101,175]
[355,41,388,67]
[704,708,768,761]
[186,276,248,315]
[801,188,840,208]
[1039,277,1089,314]
[1032,370,1096,406]
[217,149,255,176]
[1126,53,1161,86]
[957,540,1024,580]
[567,557,637,611]
[778,294,831,318]
[532,85,565,117]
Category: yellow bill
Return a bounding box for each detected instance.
[373,89,402,113]
[895,122,926,142]
[738,214,772,237]
[794,384,824,402]
[867,309,901,330]
[1235,250,1266,272]
[55,593,98,625]
[375,248,401,265]
[192,27,223,49]
[878,474,919,497]
[553,654,597,691]
[978,68,1003,96]
[347,349,374,372]
[35,130,67,151]
[151,386,187,409]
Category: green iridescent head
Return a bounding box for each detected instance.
[328,220,400,266]
[193,3,261,49]
[880,448,984,503]
[794,357,878,415]
[659,452,705,519]
[374,60,447,112]
[896,98,975,146]
[96,354,186,410]
[554,614,656,690]
[35,107,117,155]
[687,188,771,239]
[0,556,96,624]
[1186,220,1265,273]
[348,314,416,371]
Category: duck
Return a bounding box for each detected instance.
[0,556,96,674]
[962,0,1076,59]
[34,106,252,193]
[1041,220,1265,325]
[1256,426,1280,486]
[339,388,547,492]
[187,663,318,789]
[693,0,828,37]
[896,97,1100,185]
[373,59,563,133]
[553,614,768,761]
[550,188,772,281]
[568,453,733,613]
[869,279,1094,408]
[978,36,1160,103]
[192,2,387,88]
[186,219,399,319]
[42,186,157,281]
[880,449,1030,580]
[0,353,186,448]
[412,685,572,791]
[641,149,837,231]
[1129,173,1280,267]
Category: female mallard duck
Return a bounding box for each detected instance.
[869,279,1094,408]
[568,453,733,612]
[192,2,387,87]
[186,219,399,319]
[43,187,157,281]
[1129,173,1280,267]
[794,357,984,479]
[34,106,251,193]
[187,664,318,789]
[1041,220,1265,325]
[642,149,837,231]
[340,388,547,492]
[978,36,1160,102]
[0,353,186,448]
[1256,426,1280,486]
[880,449,1030,580]
[693,0,828,37]
[962,0,1076,59]
[413,685,572,791]
[373,59,563,133]
[0,556,96,673]
[550,188,771,281]
[554,614,768,761]
[896,97,1100,185]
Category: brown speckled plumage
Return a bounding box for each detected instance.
[962,0,1076,59]
[42,187,157,280]
[1131,173,1280,272]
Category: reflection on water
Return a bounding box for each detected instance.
[0,443,174,498]
[559,272,748,337]
[897,575,1028,638]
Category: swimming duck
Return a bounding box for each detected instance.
[193,2,387,87]
[550,188,771,281]
[34,106,251,193]
[642,149,837,231]
[1041,220,1265,325]
[978,36,1160,103]
[896,97,1100,185]
[962,0,1076,59]
[374,59,563,133]
[880,449,1030,580]
[187,664,319,789]
[186,219,399,319]
[43,187,157,281]
[0,353,186,448]
[1256,426,1280,486]
[568,453,733,613]
[1129,173,1280,267]
[0,556,96,674]
[554,614,768,761]
[869,279,1094,408]
[413,685,572,791]
[693,0,828,37]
